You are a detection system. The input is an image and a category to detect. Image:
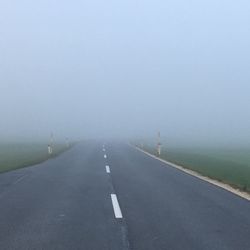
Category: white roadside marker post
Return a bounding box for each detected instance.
[48,144,52,156]
[48,132,54,156]
[157,131,161,156]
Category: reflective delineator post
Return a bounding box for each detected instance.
[48,132,54,156]
[157,131,161,156]
[48,144,53,155]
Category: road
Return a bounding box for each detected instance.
[0,142,250,250]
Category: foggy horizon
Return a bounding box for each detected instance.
[1,0,250,145]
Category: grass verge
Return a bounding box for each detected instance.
[135,143,250,192]
[0,143,72,174]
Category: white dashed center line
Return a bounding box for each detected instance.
[106,165,110,173]
[104,154,107,159]
[111,194,123,219]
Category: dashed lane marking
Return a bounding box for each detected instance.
[106,165,110,173]
[111,194,123,219]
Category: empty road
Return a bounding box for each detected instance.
[0,142,250,250]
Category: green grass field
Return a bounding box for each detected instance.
[136,142,250,192]
[0,143,71,173]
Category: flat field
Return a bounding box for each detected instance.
[138,143,250,192]
[0,143,69,173]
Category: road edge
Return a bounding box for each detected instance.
[132,145,250,202]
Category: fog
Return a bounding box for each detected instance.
[1,0,250,144]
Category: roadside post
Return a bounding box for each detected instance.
[157,131,161,156]
[48,144,53,155]
[48,132,54,156]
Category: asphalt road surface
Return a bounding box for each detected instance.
[0,142,250,250]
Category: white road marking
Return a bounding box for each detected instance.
[103,148,106,152]
[104,154,107,159]
[111,194,123,219]
[106,165,110,173]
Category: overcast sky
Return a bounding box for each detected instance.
[0,0,250,144]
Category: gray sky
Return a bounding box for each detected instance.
[0,0,250,144]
